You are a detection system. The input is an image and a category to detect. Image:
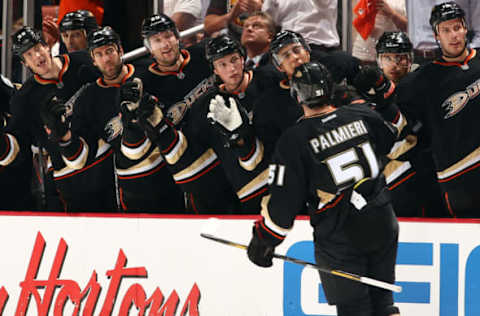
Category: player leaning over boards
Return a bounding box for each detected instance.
[247,62,401,316]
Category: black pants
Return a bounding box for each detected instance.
[314,205,399,316]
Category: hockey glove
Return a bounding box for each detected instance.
[136,93,170,142]
[120,77,143,127]
[352,65,395,108]
[247,220,274,268]
[207,94,252,148]
[40,95,70,141]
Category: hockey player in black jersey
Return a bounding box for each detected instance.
[372,31,446,217]
[397,2,480,217]
[119,35,271,213]
[59,10,99,53]
[0,75,34,210]
[1,26,100,211]
[247,62,400,316]
[41,26,184,213]
[253,30,361,161]
[135,13,214,125]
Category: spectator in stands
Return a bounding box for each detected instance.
[262,0,340,57]
[163,0,210,46]
[352,0,407,64]
[204,0,262,39]
[240,11,276,70]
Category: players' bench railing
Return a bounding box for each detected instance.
[122,24,205,63]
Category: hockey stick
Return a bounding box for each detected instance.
[200,233,402,293]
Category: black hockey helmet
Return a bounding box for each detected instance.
[205,34,246,67]
[11,26,46,57]
[76,10,99,34]
[59,12,85,33]
[376,32,413,54]
[270,30,311,68]
[141,14,179,39]
[430,1,466,34]
[88,26,121,52]
[290,62,334,108]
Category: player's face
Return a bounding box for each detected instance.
[213,52,245,88]
[91,44,124,80]
[378,53,411,83]
[61,29,88,52]
[148,31,180,67]
[276,42,310,78]
[22,43,54,76]
[435,18,468,57]
[241,16,272,48]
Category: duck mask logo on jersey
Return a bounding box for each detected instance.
[441,78,480,119]
[104,114,123,142]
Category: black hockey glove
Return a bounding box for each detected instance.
[136,93,170,142]
[352,65,395,108]
[119,77,143,127]
[40,95,70,141]
[247,220,274,268]
[207,94,253,148]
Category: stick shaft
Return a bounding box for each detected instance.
[200,233,402,293]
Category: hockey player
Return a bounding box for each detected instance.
[253,30,361,161]
[41,26,185,213]
[136,13,214,126]
[120,35,271,213]
[201,34,272,212]
[247,62,400,316]
[59,10,99,53]
[374,31,446,217]
[2,26,100,211]
[396,1,480,217]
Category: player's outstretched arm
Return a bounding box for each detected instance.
[207,94,264,171]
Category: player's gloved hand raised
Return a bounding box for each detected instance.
[40,95,70,141]
[136,92,169,138]
[207,94,252,147]
[247,220,274,268]
[353,65,395,107]
[120,77,143,126]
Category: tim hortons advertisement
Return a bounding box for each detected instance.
[0,213,478,315]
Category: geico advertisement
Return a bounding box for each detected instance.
[0,213,478,316]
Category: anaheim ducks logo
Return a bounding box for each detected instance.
[441,79,480,119]
[166,101,188,125]
[104,114,123,142]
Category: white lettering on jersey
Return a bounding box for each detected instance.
[309,120,368,153]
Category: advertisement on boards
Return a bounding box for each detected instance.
[0,213,478,315]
